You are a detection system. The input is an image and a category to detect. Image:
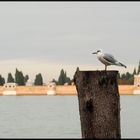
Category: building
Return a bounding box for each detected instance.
[3,82,17,95]
[47,82,56,95]
[134,74,140,87]
[4,82,17,89]
[26,79,33,86]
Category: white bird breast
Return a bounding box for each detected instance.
[97,53,112,66]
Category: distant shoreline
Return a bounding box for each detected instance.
[0,85,139,96]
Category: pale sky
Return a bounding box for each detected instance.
[0,2,140,83]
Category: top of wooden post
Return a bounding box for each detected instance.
[74,70,118,83]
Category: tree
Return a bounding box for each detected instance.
[125,72,132,80]
[117,61,140,85]
[0,75,5,86]
[120,73,125,80]
[15,68,19,84]
[137,61,140,74]
[51,79,58,85]
[34,73,43,85]
[58,69,66,85]
[117,72,121,79]
[24,75,29,83]
[133,67,137,75]
[64,71,71,85]
[7,73,14,83]
[65,77,71,85]
[15,68,25,85]
[57,69,71,85]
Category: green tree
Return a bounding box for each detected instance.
[121,73,126,80]
[137,61,140,74]
[57,69,71,85]
[34,73,43,85]
[51,79,58,85]
[125,72,132,80]
[65,77,71,85]
[64,71,67,80]
[0,75,5,85]
[24,75,29,83]
[7,73,14,83]
[64,71,71,85]
[15,68,19,84]
[15,68,25,85]
[133,67,137,75]
[58,69,66,85]
[117,72,121,79]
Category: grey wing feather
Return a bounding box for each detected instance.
[103,53,117,63]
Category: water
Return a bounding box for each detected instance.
[0,95,139,138]
[120,95,140,138]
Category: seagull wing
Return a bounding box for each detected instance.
[103,53,117,64]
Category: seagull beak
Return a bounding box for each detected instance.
[92,52,97,54]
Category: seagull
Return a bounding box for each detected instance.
[92,49,127,71]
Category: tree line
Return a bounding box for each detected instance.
[0,68,43,86]
[51,69,72,85]
[0,61,140,86]
[0,68,72,86]
[117,61,140,85]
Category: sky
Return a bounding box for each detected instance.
[0,2,140,83]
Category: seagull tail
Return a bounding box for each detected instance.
[116,62,127,68]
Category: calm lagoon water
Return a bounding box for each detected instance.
[0,95,139,138]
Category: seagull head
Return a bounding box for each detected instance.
[92,49,102,54]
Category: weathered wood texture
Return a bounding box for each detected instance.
[74,70,121,139]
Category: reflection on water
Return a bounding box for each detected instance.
[0,95,139,138]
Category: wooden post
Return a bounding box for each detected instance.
[74,70,121,139]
